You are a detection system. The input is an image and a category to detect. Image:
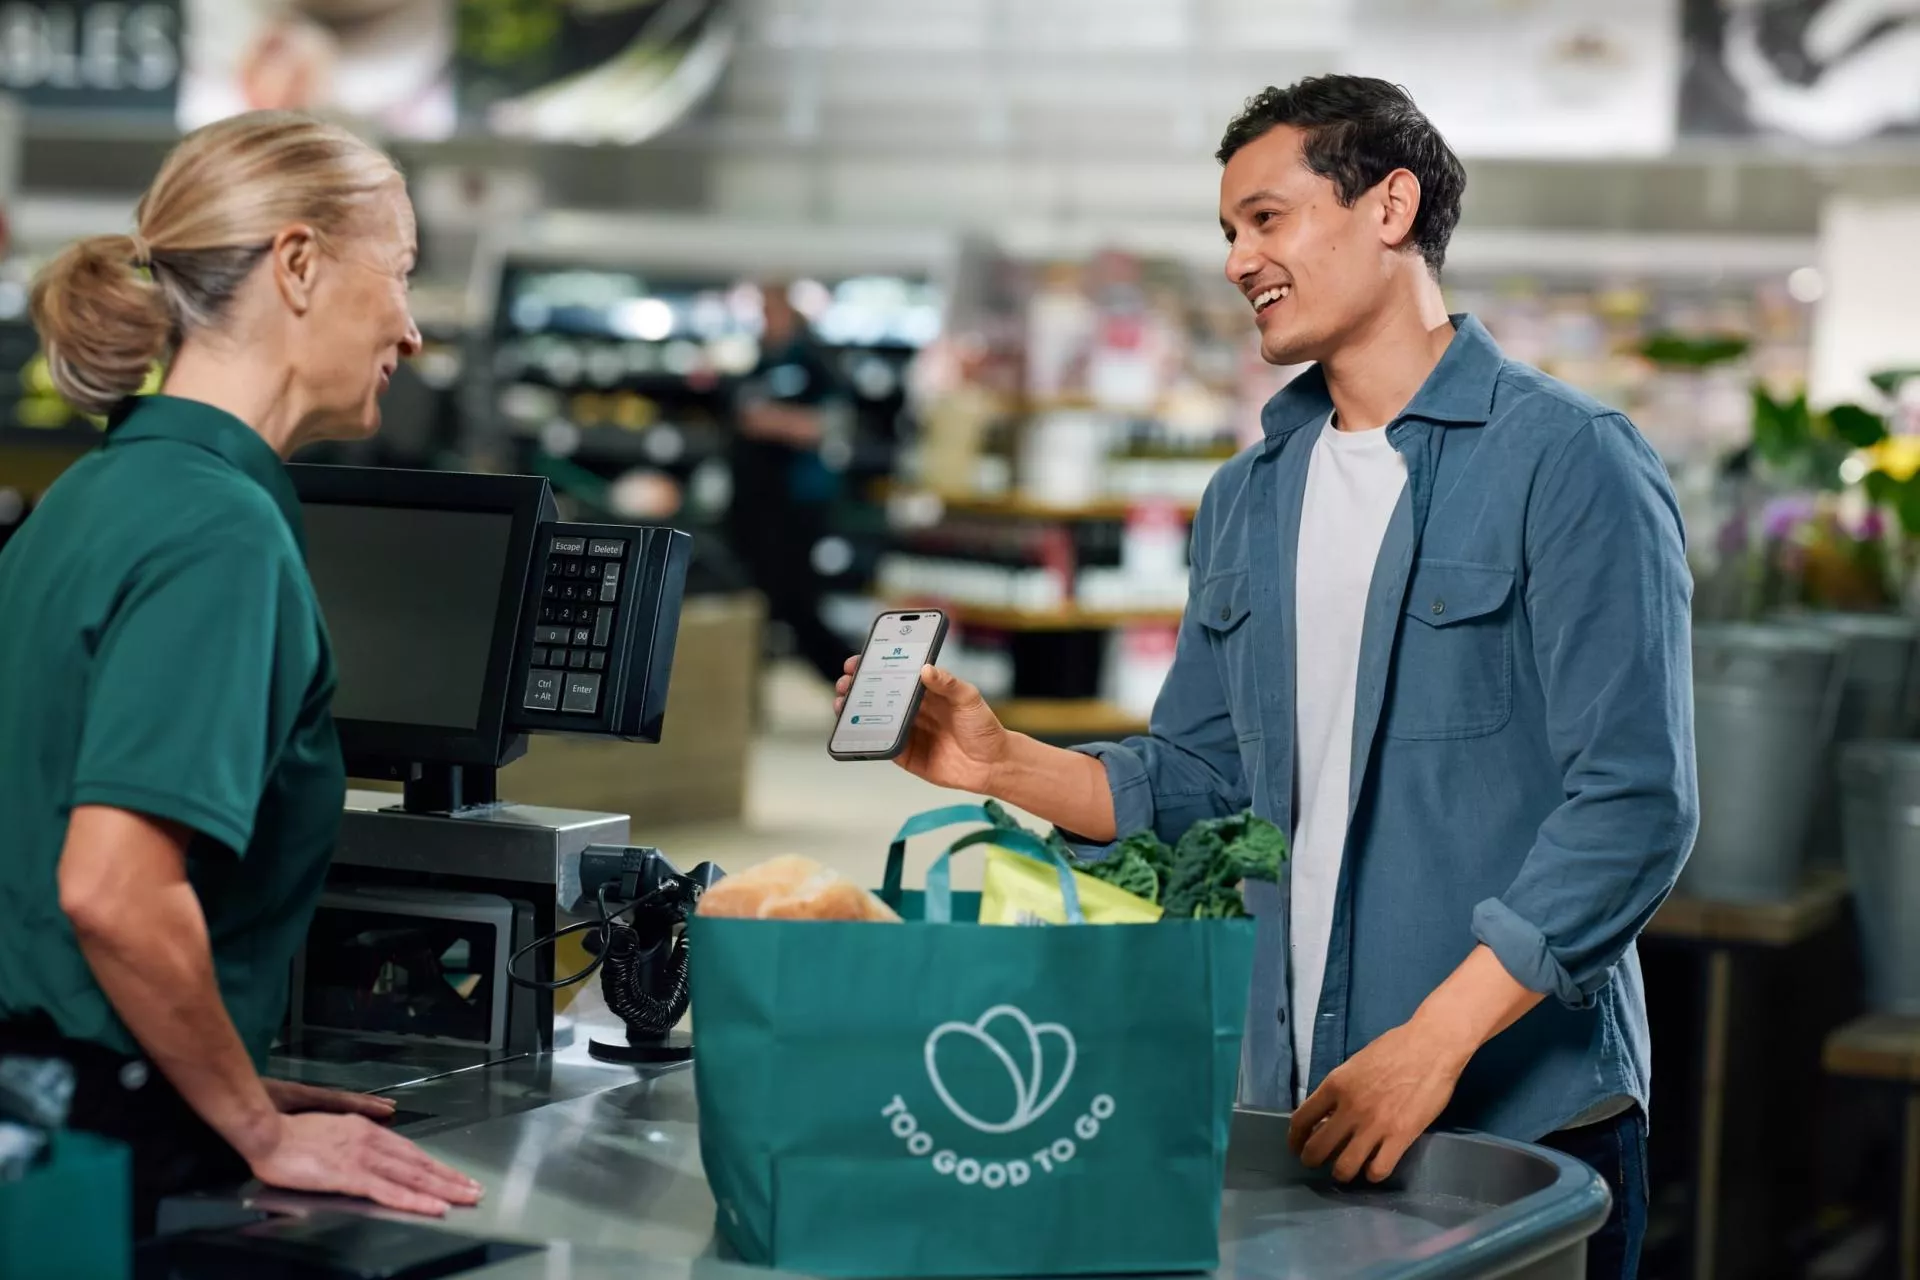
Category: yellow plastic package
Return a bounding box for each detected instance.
[978,846,1163,925]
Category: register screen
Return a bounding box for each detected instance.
[303,503,516,730]
[831,613,940,754]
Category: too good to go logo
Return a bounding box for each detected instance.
[882,1005,1116,1190]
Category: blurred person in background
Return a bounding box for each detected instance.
[730,282,856,685]
[839,75,1695,1280]
[0,111,480,1232]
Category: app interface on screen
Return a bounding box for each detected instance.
[832,615,939,753]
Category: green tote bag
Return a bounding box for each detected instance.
[688,804,1257,1278]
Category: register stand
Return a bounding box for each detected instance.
[271,464,691,1088]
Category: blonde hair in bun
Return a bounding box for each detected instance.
[29,110,400,416]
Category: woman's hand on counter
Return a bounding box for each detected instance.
[246,1112,485,1218]
[262,1079,398,1121]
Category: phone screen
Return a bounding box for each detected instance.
[831,613,941,756]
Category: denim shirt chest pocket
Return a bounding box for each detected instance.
[1198,569,1261,743]
[1386,558,1515,740]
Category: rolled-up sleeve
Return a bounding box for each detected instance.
[1473,412,1698,1007]
[1063,500,1249,856]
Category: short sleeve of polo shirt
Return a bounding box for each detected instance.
[70,532,308,856]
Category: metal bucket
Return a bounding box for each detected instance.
[1684,623,1848,902]
[1840,741,1920,1014]
[1774,612,1920,867]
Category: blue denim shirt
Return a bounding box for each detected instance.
[1074,315,1698,1142]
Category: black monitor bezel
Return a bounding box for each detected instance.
[289,464,551,774]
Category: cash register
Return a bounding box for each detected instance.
[274,463,692,1082]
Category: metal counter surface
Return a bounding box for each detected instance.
[232,1028,1611,1280]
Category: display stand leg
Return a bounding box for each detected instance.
[1695,947,1734,1280]
[1902,1091,1920,1280]
[399,764,499,815]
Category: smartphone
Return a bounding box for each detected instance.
[829,610,949,761]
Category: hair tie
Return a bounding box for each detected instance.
[127,233,152,267]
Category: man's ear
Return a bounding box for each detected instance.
[1377,169,1424,254]
[270,225,322,316]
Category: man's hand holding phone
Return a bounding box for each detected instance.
[829,609,1118,841]
[834,660,1007,792]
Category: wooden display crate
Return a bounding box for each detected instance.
[501,592,765,826]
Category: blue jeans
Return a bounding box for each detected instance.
[1539,1107,1649,1280]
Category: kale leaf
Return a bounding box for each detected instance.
[982,800,1286,920]
[1072,829,1171,903]
[1162,812,1288,919]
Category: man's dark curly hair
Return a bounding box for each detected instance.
[1217,76,1467,275]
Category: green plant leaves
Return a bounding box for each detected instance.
[1749,388,1892,492]
[1828,403,1889,449]
[1865,470,1904,510]
[1639,332,1752,368]
[1869,368,1920,399]
[1750,385,1810,467]
[460,0,566,67]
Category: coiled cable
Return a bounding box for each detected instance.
[506,880,691,1036]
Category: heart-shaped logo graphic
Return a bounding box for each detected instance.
[923,1005,1076,1135]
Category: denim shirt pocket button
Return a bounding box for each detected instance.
[1200,572,1251,636]
[1386,560,1515,741]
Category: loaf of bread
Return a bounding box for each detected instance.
[696,855,902,922]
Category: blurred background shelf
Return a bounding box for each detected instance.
[0,424,103,452]
[884,487,1201,523]
[887,599,1185,632]
[993,698,1147,741]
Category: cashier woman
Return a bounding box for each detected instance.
[844,77,1695,1280]
[0,113,483,1230]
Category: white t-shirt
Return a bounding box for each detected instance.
[1290,416,1406,1103]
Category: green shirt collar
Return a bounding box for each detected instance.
[106,395,305,546]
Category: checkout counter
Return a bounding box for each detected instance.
[130,464,1615,1280]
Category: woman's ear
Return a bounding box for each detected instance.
[271,224,322,316]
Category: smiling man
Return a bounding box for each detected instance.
[837,75,1696,1280]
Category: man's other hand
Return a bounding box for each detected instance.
[1287,1020,1470,1184]
[1291,944,1544,1184]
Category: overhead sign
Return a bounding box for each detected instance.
[0,1,181,115]
[1346,0,1680,159]
[1683,0,1920,146]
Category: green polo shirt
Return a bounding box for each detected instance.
[0,395,344,1066]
